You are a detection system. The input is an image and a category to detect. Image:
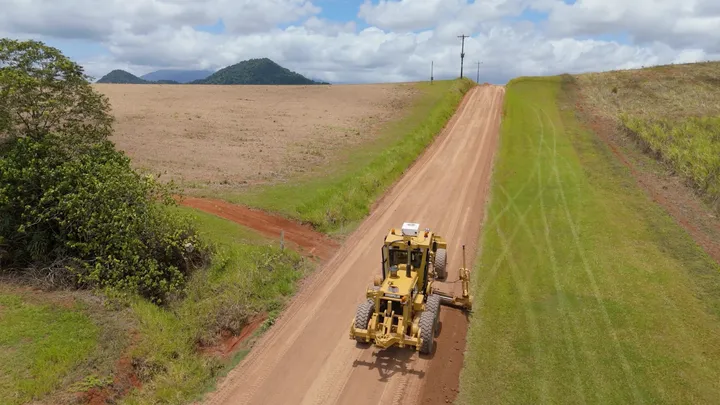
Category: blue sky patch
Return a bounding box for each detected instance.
[194,19,225,34]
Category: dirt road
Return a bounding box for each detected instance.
[201,84,505,405]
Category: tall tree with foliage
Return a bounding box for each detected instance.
[0,38,209,303]
[0,38,113,144]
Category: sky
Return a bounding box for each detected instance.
[1,0,719,84]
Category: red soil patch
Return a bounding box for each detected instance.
[198,313,268,359]
[78,331,142,405]
[178,196,339,262]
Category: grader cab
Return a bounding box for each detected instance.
[349,222,472,354]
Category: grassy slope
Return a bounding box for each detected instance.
[0,206,307,405]
[576,62,720,211]
[458,77,720,404]
[0,286,132,405]
[218,78,475,234]
[0,292,98,404]
[118,206,311,404]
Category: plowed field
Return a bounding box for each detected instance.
[94,83,419,188]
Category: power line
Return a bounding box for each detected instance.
[458,34,469,78]
[476,61,482,83]
[431,60,434,84]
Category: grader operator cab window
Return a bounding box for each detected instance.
[388,247,423,268]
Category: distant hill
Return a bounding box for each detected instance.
[141,69,213,84]
[96,70,149,84]
[192,58,328,85]
[155,79,181,84]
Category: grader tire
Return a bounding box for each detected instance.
[419,295,440,354]
[354,299,374,343]
[434,248,447,280]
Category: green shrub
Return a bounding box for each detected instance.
[0,133,209,303]
[0,38,210,303]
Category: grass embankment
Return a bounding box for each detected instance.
[457,77,720,404]
[576,62,720,211]
[0,207,309,405]
[118,206,311,404]
[219,78,475,234]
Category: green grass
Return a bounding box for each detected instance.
[621,115,720,210]
[213,78,475,234]
[457,76,720,404]
[118,206,312,404]
[0,291,99,404]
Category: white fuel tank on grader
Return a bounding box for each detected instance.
[349,222,473,354]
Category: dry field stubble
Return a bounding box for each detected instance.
[94,83,420,190]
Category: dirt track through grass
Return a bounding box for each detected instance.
[458,77,720,404]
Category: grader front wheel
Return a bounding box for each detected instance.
[354,299,373,343]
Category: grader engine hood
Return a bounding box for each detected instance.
[378,264,415,298]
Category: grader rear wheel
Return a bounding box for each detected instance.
[434,248,447,280]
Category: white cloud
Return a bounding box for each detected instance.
[542,0,720,52]
[0,0,320,38]
[0,0,718,84]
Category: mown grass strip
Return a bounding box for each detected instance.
[457,76,720,405]
[219,78,475,234]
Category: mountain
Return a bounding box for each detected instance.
[155,79,181,84]
[140,69,213,84]
[96,69,149,84]
[192,58,328,85]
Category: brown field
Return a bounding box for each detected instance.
[94,83,420,189]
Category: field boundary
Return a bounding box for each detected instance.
[564,74,720,264]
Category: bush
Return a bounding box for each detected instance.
[0,38,210,303]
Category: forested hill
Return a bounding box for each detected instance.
[96,69,149,84]
[192,58,328,85]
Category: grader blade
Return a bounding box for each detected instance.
[433,244,473,312]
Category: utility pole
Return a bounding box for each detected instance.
[476,61,481,83]
[431,60,434,84]
[458,34,468,78]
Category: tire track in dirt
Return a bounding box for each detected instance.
[198,85,505,405]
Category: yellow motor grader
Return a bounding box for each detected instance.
[349,222,472,354]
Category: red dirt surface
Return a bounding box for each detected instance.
[78,331,142,405]
[178,196,339,262]
[198,85,505,405]
[199,313,268,359]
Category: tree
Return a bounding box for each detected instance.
[0,39,209,304]
[0,38,113,145]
